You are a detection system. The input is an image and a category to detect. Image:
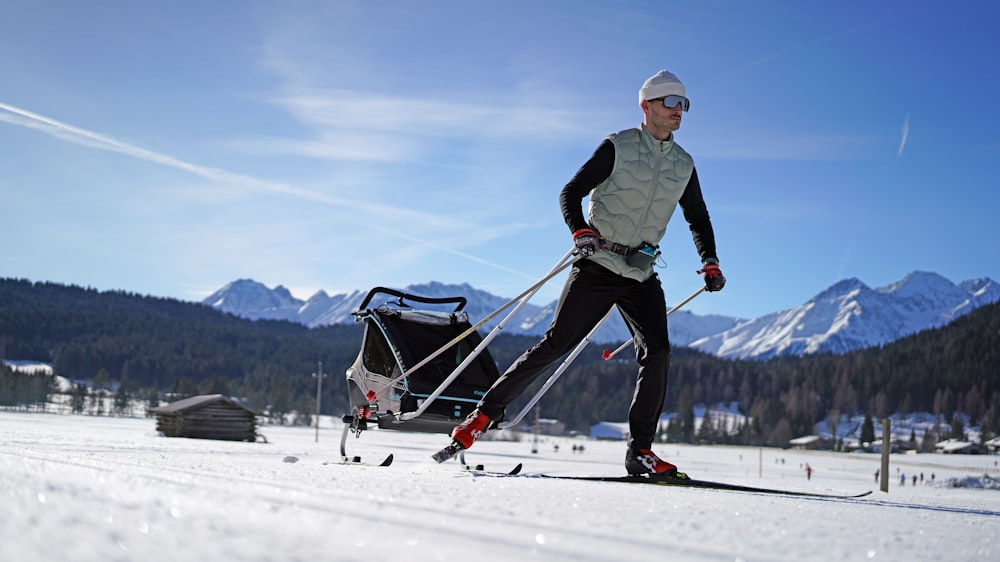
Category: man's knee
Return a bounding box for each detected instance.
[636,341,670,366]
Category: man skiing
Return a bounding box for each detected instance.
[445,69,725,477]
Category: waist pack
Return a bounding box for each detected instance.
[625,242,660,269]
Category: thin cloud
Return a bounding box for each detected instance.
[722,21,882,76]
[0,100,536,279]
[269,89,609,145]
[897,114,909,157]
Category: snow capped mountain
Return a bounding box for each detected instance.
[299,289,369,327]
[689,271,1000,360]
[203,279,302,323]
[201,279,740,345]
[959,277,1000,304]
[204,280,370,327]
[202,271,998,359]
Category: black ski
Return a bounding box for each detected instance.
[432,439,522,475]
[534,473,871,499]
[465,462,523,476]
[337,453,394,467]
[431,441,463,464]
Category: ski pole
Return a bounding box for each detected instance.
[378,248,581,394]
[497,306,618,429]
[601,285,706,361]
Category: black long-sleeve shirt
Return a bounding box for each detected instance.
[559,138,719,264]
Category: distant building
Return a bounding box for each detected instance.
[151,394,261,442]
[934,439,989,455]
[520,418,566,436]
[590,421,630,440]
[789,435,828,450]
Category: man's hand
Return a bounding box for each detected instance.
[572,228,604,257]
[698,262,726,292]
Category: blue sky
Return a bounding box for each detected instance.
[2,1,998,320]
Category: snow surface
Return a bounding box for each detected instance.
[3,412,999,562]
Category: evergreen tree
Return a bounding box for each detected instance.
[951,416,966,441]
[94,368,110,391]
[270,381,291,425]
[677,388,695,443]
[294,394,315,427]
[170,377,197,400]
[696,406,716,444]
[146,386,160,417]
[113,385,129,416]
[92,389,105,416]
[71,383,87,414]
[826,409,840,442]
[199,375,231,397]
[978,417,992,445]
[735,418,753,445]
[665,418,682,443]
[920,428,938,452]
[860,412,876,446]
[768,418,793,446]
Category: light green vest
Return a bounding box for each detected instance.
[587,125,695,281]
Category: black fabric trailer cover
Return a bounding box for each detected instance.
[373,309,500,402]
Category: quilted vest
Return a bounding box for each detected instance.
[587,125,695,281]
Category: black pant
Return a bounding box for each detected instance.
[478,260,671,450]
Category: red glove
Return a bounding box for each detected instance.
[698,262,726,292]
[572,228,604,257]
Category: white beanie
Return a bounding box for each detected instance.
[638,70,686,102]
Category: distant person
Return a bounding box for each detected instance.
[874,469,880,482]
[444,69,725,478]
[806,465,813,480]
[900,473,906,486]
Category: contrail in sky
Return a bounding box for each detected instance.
[897,115,909,157]
[721,21,881,76]
[0,100,536,279]
[0,100,400,211]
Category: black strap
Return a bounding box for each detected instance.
[607,241,634,256]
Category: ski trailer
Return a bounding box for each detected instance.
[339,286,494,465]
[340,250,581,465]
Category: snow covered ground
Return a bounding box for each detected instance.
[2,412,998,562]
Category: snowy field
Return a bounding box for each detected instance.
[2,412,998,562]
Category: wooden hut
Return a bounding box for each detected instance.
[152,394,261,442]
[789,434,828,450]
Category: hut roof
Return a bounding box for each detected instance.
[789,435,823,446]
[151,394,260,416]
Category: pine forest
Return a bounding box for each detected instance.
[2,278,998,448]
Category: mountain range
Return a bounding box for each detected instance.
[202,271,1000,360]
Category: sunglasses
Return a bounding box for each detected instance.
[649,95,690,112]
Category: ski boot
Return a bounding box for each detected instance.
[431,410,491,463]
[626,448,688,479]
